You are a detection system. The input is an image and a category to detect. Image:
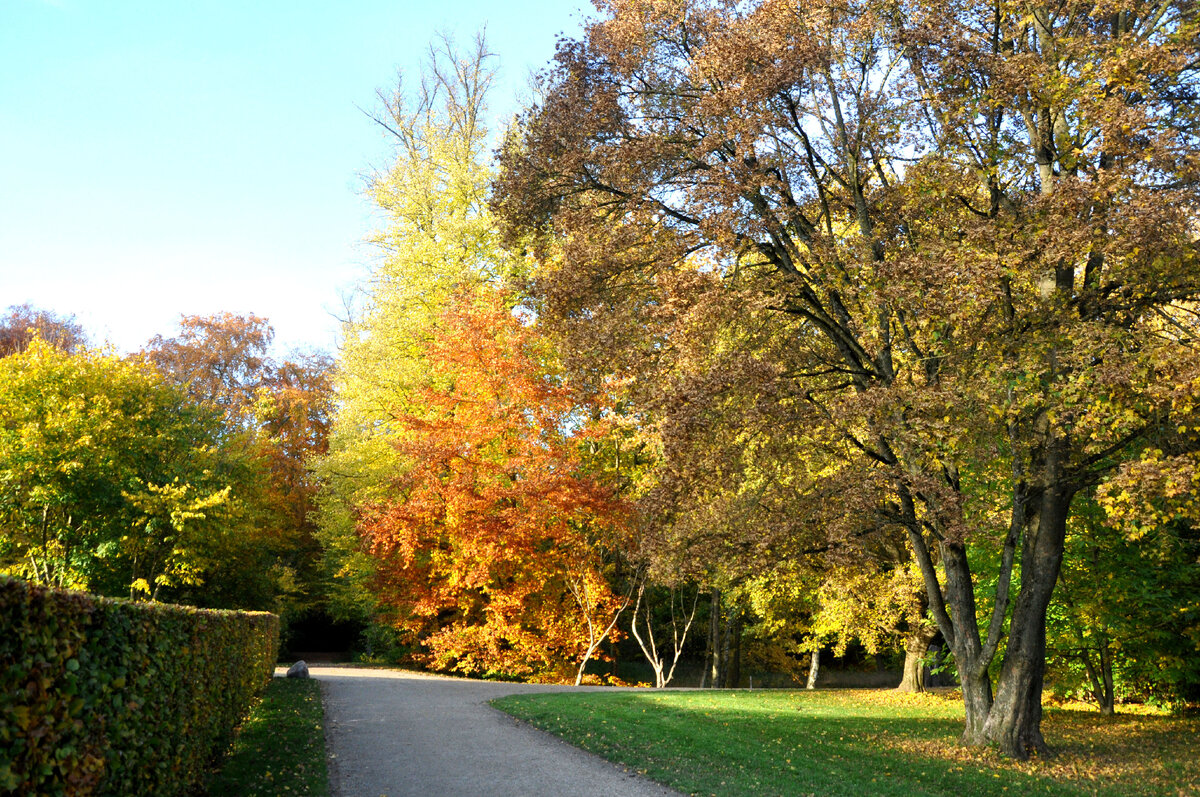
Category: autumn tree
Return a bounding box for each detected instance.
[145,313,335,613]
[496,0,1200,757]
[737,564,822,687]
[257,352,335,605]
[308,32,637,673]
[0,340,252,600]
[809,562,933,691]
[315,34,523,628]
[358,289,629,680]
[531,245,937,690]
[0,305,86,356]
[145,312,275,428]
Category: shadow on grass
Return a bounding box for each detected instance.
[206,676,328,797]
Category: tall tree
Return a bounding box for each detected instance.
[496,0,1200,757]
[316,32,522,625]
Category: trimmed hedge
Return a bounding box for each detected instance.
[0,577,279,796]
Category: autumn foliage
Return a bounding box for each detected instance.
[495,0,1200,756]
[358,290,629,679]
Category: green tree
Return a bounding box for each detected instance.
[1046,496,1200,712]
[0,340,250,600]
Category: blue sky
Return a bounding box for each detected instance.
[0,0,590,354]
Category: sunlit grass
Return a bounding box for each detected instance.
[206,676,328,797]
[492,688,1199,796]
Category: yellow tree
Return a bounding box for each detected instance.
[0,340,248,600]
[316,33,525,628]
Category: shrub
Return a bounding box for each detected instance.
[0,576,279,796]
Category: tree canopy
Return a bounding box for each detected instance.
[0,304,86,357]
[496,0,1200,757]
[0,340,247,600]
[358,289,628,679]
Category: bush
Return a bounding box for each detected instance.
[0,576,278,796]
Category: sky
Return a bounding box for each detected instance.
[0,0,591,355]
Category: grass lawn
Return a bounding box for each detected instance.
[206,675,329,797]
[491,688,1199,797]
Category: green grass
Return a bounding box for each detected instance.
[206,676,329,797]
[491,688,1200,797]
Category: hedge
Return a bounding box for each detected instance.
[0,576,279,796]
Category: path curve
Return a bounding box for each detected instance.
[303,665,683,797]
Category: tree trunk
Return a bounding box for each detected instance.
[982,475,1074,758]
[1098,640,1115,715]
[728,615,743,688]
[905,426,1075,757]
[719,610,734,688]
[629,582,663,687]
[897,625,939,692]
[572,578,628,686]
[806,648,820,690]
[936,539,994,743]
[704,587,720,688]
[1082,644,1116,715]
[982,634,1049,758]
[960,666,995,744]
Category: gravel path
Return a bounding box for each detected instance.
[309,666,683,797]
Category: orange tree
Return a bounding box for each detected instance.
[358,289,630,681]
[144,313,334,613]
